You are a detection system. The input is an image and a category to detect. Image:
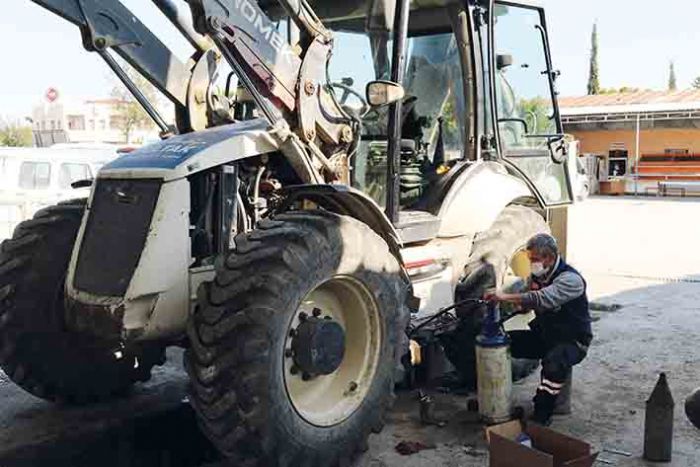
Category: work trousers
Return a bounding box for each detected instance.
[509,330,587,422]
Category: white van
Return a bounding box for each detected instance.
[0,146,120,239]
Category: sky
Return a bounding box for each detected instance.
[2,0,700,120]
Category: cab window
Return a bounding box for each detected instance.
[59,163,92,189]
[18,161,51,190]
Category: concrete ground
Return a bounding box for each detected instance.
[1,196,700,466]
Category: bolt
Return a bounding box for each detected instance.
[299,311,308,321]
[94,37,107,50]
[312,308,322,317]
[348,381,358,392]
[209,16,222,30]
[305,128,316,141]
[285,349,294,358]
[340,125,354,143]
[302,372,312,381]
[304,80,316,96]
[290,365,299,375]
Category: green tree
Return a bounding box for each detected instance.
[0,121,33,147]
[110,62,159,143]
[693,77,700,89]
[519,97,553,134]
[668,61,678,91]
[587,23,600,95]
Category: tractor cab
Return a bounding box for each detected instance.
[315,0,574,241]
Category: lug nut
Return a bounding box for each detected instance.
[290,365,299,375]
[312,308,322,317]
[298,312,308,321]
[348,381,358,392]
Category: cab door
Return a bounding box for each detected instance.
[492,1,573,206]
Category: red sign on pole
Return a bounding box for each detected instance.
[45,87,59,103]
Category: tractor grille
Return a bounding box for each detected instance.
[74,179,162,297]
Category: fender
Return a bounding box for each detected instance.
[276,184,403,262]
[437,160,540,238]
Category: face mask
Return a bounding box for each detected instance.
[531,262,548,277]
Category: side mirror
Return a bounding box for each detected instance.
[366,80,405,107]
[497,54,513,70]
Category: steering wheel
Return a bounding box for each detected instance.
[330,82,370,117]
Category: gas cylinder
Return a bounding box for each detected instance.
[476,302,512,424]
[644,372,674,462]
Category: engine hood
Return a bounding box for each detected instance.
[99,119,278,181]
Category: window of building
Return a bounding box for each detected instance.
[56,120,62,129]
[18,162,51,190]
[109,115,125,129]
[665,148,689,155]
[50,120,55,130]
[100,120,106,130]
[59,163,91,189]
[67,115,86,130]
[89,119,95,130]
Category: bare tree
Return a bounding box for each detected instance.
[110,61,160,143]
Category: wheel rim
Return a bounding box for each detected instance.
[283,276,382,427]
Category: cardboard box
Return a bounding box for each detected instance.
[485,420,598,467]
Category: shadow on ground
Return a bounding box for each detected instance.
[1,277,699,467]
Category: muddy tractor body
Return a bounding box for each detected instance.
[0,0,574,464]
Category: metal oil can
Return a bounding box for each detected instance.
[476,302,512,424]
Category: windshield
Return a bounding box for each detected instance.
[328,27,468,207]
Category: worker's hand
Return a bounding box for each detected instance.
[483,291,505,303]
[484,291,524,306]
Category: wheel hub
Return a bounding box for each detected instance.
[291,312,346,377]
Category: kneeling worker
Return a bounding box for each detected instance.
[485,233,593,426]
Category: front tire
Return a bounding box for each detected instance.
[442,205,549,388]
[0,200,161,403]
[186,210,409,466]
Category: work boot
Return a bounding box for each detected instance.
[529,412,552,427]
[532,389,557,427]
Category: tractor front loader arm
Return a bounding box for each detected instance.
[189,0,356,181]
[30,0,194,135]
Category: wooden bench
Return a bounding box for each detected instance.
[658,180,700,197]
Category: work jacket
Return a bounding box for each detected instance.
[524,258,593,347]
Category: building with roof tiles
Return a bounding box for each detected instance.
[560,90,700,195]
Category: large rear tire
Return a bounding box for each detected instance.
[0,200,162,403]
[442,205,549,388]
[186,210,409,466]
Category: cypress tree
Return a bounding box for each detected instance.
[587,23,600,95]
[669,61,678,91]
